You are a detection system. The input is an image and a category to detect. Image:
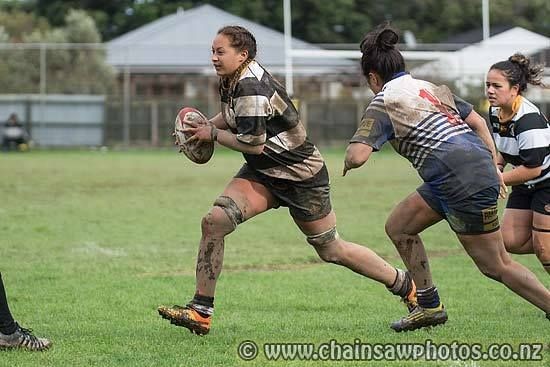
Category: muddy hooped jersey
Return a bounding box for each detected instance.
[489,98,550,186]
[220,60,327,187]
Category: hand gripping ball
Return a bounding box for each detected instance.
[174,107,214,164]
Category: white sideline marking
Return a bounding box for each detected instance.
[73,242,127,257]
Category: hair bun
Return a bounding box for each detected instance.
[509,52,529,68]
[376,29,399,51]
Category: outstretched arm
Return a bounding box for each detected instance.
[463,110,497,164]
[463,110,507,198]
[502,165,543,186]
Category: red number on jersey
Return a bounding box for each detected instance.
[419,89,461,125]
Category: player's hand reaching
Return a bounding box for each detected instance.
[343,143,373,176]
[342,160,353,176]
[497,170,507,199]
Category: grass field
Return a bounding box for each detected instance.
[0,147,548,367]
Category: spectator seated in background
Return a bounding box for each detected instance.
[2,113,29,152]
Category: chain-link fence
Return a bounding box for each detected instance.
[0,43,548,148]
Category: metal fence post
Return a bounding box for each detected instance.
[151,100,159,146]
[122,46,131,146]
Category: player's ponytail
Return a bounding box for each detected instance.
[490,53,545,93]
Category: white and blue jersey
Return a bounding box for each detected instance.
[351,74,500,233]
[351,74,498,202]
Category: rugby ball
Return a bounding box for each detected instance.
[174,107,214,164]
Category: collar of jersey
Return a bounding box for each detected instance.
[391,71,409,80]
[382,72,410,92]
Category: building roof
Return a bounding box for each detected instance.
[412,27,550,82]
[106,4,355,75]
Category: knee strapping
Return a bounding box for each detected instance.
[533,226,550,233]
[307,227,339,247]
[213,196,244,229]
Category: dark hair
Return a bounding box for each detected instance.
[359,23,405,83]
[489,53,545,93]
[217,25,257,60]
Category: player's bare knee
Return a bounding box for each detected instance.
[200,211,222,237]
[307,227,342,264]
[385,222,413,244]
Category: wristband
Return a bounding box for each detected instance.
[211,125,218,142]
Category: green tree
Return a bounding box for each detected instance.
[0,8,50,41]
[0,8,114,94]
[31,0,549,43]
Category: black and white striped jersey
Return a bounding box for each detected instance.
[490,97,550,186]
[220,60,325,184]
